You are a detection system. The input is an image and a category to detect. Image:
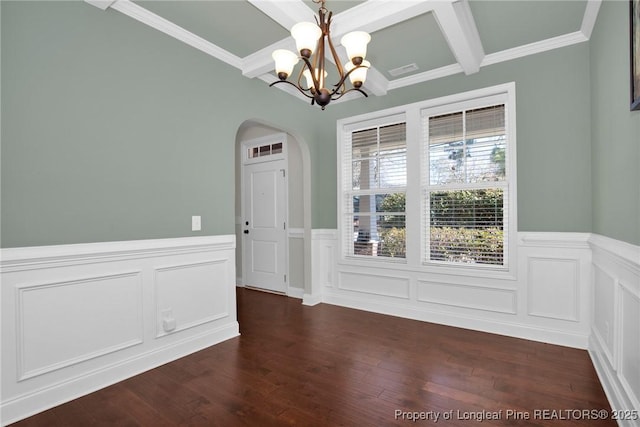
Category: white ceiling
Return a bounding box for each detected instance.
[85,0,602,105]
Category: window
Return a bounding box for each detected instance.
[342,117,407,259]
[248,142,283,159]
[423,104,509,268]
[338,84,516,274]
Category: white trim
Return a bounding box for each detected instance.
[0,235,235,272]
[86,0,602,105]
[387,63,464,90]
[589,234,640,275]
[302,293,323,306]
[287,286,304,299]
[84,0,116,11]
[1,236,239,425]
[432,0,483,75]
[589,233,640,426]
[337,83,518,280]
[481,31,588,68]
[312,230,594,349]
[15,271,144,381]
[288,228,304,239]
[322,291,589,349]
[580,0,603,40]
[311,229,339,241]
[520,232,591,249]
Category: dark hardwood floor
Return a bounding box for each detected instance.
[12,288,615,426]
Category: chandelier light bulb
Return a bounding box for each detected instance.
[303,69,328,90]
[345,60,370,88]
[340,31,371,65]
[291,22,322,58]
[272,49,299,80]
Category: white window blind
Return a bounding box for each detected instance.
[423,104,509,267]
[343,121,407,259]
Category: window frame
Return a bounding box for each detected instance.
[341,113,408,262]
[337,83,517,280]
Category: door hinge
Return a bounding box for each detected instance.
[284,274,287,283]
[284,221,286,230]
[281,169,286,178]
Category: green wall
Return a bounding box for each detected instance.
[590,0,640,246]
[0,1,609,247]
[1,1,324,247]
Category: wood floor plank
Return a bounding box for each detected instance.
[9,288,615,426]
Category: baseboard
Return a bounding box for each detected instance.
[302,293,323,306]
[589,334,634,427]
[287,286,304,299]
[1,323,239,426]
[322,292,589,348]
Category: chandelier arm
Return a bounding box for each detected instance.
[328,63,368,98]
[326,28,346,93]
[300,55,321,93]
[269,79,315,100]
[331,87,369,101]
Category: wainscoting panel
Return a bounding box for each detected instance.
[618,286,640,413]
[1,236,239,426]
[417,280,516,314]
[592,265,616,367]
[318,231,592,348]
[339,272,410,299]
[588,234,640,426]
[154,260,229,338]
[307,229,337,306]
[17,271,143,381]
[527,257,579,321]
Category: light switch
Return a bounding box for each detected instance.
[191,215,201,231]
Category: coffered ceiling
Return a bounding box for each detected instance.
[85,0,602,105]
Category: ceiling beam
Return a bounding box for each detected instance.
[431,0,484,75]
[580,0,602,39]
[85,0,116,11]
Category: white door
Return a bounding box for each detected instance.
[242,147,287,293]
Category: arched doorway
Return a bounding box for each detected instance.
[235,120,312,299]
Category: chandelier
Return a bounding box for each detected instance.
[270,0,371,110]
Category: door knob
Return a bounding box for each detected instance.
[243,230,249,234]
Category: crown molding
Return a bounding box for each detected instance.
[85,0,602,106]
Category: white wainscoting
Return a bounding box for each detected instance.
[315,231,593,348]
[1,236,239,426]
[306,229,337,306]
[589,234,640,427]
